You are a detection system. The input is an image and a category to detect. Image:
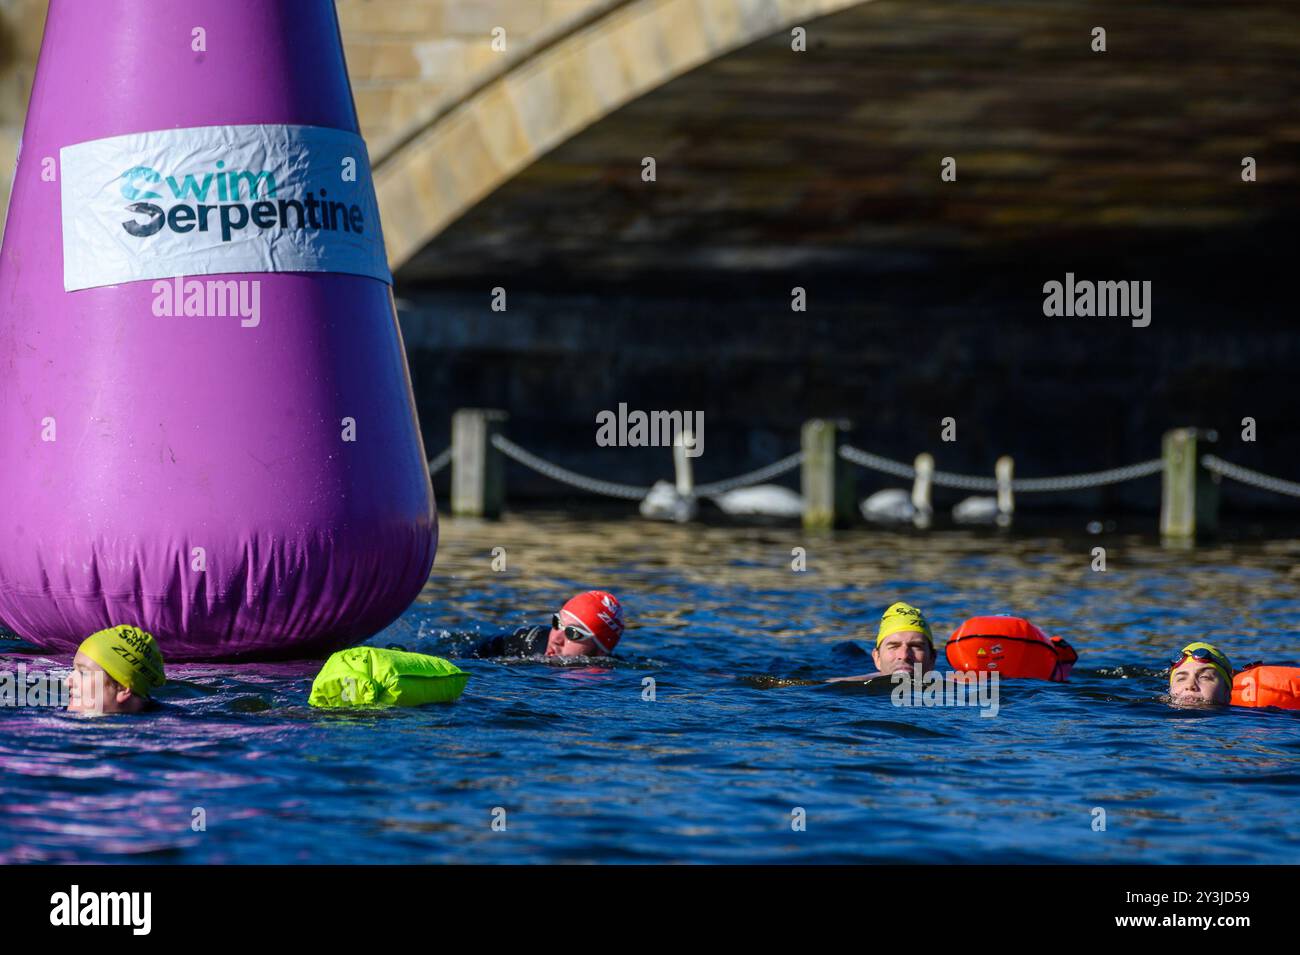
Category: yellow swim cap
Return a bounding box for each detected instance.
[1172,641,1232,686]
[876,602,933,647]
[77,625,166,697]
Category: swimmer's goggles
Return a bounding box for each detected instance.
[552,613,597,644]
[1169,645,1231,678]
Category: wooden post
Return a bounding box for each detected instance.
[451,409,507,518]
[1161,428,1219,540]
[801,418,854,530]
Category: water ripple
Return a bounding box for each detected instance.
[1,515,1298,862]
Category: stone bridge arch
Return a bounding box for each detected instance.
[370,0,874,269]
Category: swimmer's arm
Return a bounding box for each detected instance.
[825,671,889,684]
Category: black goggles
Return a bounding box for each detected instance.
[552,614,596,644]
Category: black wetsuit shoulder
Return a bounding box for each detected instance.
[471,625,547,659]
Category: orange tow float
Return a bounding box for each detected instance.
[946,616,1077,682]
[1231,664,1300,710]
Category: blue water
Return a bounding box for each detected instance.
[2,515,1298,863]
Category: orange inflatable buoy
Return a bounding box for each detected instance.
[1231,664,1300,710]
[946,616,1077,682]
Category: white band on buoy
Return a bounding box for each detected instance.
[60,123,391,292]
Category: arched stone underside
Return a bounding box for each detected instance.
[373,0,874,269]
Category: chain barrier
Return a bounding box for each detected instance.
[491,434,650,500]
[695,451,804,497]
[840,444,1164,493]
[1202,455,1300,499]
[427,447,452,476]
[473,434,1176,502]
[836,445,918,481]
[490,435,804,500]
[929,469,999,493]
[1011,459,1165,492]
[447,439,1300,505]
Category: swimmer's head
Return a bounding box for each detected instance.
[546,591,625,658]
[1168,642,1232,706]
[872,601,936,675]
[68,625,166,715]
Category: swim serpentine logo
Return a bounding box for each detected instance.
[59,124,391,292]
[118,160,368,243]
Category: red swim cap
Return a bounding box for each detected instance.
[945,615,1076,682]
[557,591,625,654]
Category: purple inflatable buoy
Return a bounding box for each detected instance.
[0,1,436,660]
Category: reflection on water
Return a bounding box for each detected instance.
[2,514,1298,863]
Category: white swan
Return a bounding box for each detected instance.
[642,430,804,521]
[861,454,934,528]
[710,484,803,518]
[861,488,914,523]
[953,456,1015,527]
[640,480,697,523]
[952,495,1001,524]
[642,430,702,522]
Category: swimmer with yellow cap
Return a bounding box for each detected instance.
[1168,641,1232,706]
[68,625,166,715]
[827,601,937,683]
